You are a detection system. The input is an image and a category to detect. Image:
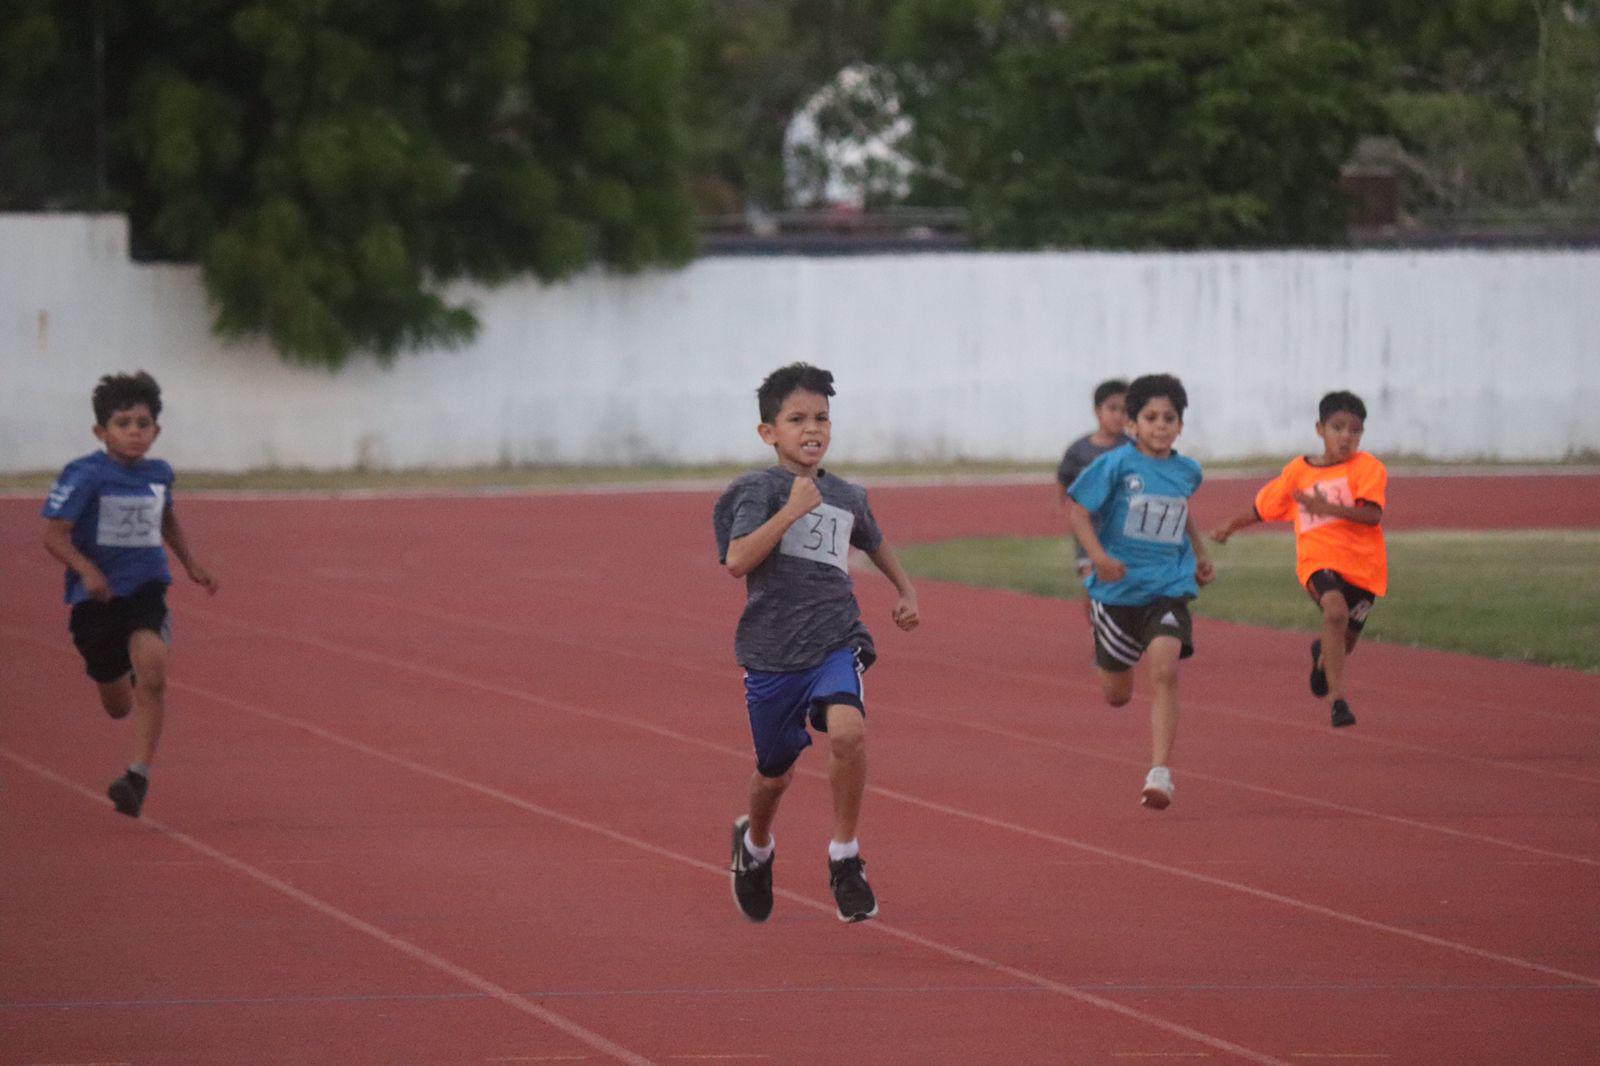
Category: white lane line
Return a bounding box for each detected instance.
[15,619,1600,994]
[0,749,656,1066]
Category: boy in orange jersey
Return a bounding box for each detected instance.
[1211,391,1386,728]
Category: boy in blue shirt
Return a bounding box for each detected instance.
[1067,374,1213,810]
[714,363,920,923]
[41,372,219,817]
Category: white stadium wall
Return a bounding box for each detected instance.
[3,213,1598,473]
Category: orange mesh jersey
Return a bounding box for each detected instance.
[1253,452,1388,596]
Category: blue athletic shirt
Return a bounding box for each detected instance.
[42,451,175,604]
[1069,445,1203,606]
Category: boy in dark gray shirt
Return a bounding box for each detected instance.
[1056,378,1130,581]
[714,363,920,924]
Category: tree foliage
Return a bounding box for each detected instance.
[0,0,699,366]
[1329,0,1600,212]
[887,0,1377,247]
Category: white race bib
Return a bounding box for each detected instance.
[97,489,164,548]
[779,502,854,572]
[1297,477,1353,531]
[1122,493,1188,544]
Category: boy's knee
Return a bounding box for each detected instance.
[1149,660,1178,689]
[98,684,134,720]
[1100,674,1134,706]
[755,769,794,794]
[1321,597,1350,628]
[828,717,866,761]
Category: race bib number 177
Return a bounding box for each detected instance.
[1122,493,1188,544]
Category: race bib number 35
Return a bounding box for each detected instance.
[779,502,855,572]
[1122,493,1188,544]
[97,493,164,548]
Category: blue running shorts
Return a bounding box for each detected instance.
[744,645,866,778]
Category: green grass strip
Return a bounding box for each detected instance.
[897,530,1600,673]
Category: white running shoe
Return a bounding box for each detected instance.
[1141,766,1173,810]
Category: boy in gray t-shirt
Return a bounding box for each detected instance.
[1056,378,1130,580]
[714,363,920,924]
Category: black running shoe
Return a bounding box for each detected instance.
[1331,699,1356,728]
[828,855,878,923]
[1309,639,1329,698]
[729,816,773,922]
[108,771,148,818]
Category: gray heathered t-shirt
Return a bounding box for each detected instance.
[713,466,885,673]
[1057,432,1131,562]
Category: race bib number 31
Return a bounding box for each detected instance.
[779,502,855,572]
[97,492,164,548]
[1122,493,1188,544]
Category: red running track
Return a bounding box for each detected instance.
[2,474,1597,1065]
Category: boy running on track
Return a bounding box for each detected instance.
[1056,379,1131,611]
[1211,390,1386,728]
[714,363,920,923]
[1066,374,1213,810]
[41,372,219,817]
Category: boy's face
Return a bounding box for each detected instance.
[1095,393,1127,436]
[1316,410,1364,463]
[94,404,160,465]
[1130,396,1182,456]
[758,389,831,474]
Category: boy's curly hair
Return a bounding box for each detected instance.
[757,363,835,423]
[92,371,163,426]
[1124,373,1187,419]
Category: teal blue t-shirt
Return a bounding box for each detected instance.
[1069,446,1203,606]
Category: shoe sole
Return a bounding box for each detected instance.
[729,816,771,923]
[1140,788,1171,811]
[837,904,878,923]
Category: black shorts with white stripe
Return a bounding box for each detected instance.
[1089,596,1195,673]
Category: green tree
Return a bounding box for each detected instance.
[0,1,699,367]
[1330,0,1600,213]
[888,0,1376,247]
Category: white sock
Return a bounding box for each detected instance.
[828,838,859,862]
[744,829,774,864]
[128,763,151,780]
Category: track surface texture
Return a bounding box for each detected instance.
[3,473,1597,1065]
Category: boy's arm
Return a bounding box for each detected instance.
[1293,486,1382,525]
[864,541,920,631]
[42,518,111,601]
[1066,500,1126,583]
[162,507,220,594]
[1186,512,1215,586]
[1209,506,1262,543]
[724,476,821,578]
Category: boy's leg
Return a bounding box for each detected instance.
[745,768,792,848]
[127,628,169,768]
[1098,670,1135,707]
[96,675,135,720]
[1316,591,1351,702]
[1145,635,1182,769]
[824,703,866,845]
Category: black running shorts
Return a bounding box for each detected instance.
[1305,569,1377,633]
[68,581,170,683]
[1089,596,1195,673]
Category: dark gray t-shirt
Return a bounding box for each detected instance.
[713,467,885,672]
[1057,433,1131,562]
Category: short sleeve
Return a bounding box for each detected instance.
[1253,466,1297,523]
[849,490,884,553]
[1068,449,1118,514]
[42,462,94,522]
[1351,455,1387,511]
[713,477,775,562]
[1056,449,1079,490]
